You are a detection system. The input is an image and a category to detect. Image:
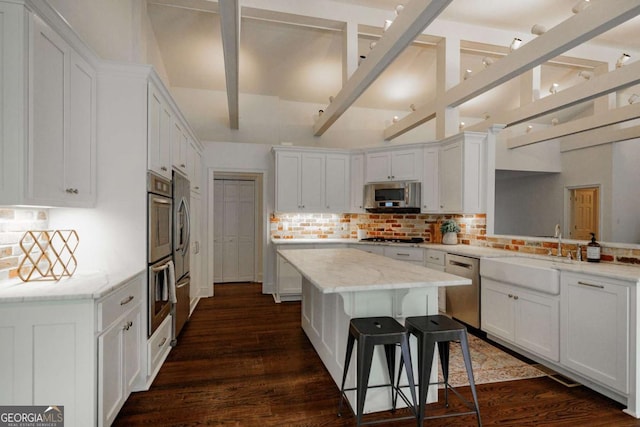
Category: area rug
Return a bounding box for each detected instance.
[438,334,546,387]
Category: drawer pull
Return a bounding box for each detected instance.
[120,295,135,305]
[396,253,410,256]
[578,281,605,289]
[158,337,167,347]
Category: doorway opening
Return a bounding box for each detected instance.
[213,173,263,284]
[568,186,600,240]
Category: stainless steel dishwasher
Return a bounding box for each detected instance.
[445,253,481,329]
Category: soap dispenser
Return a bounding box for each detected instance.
[587,233,601,263]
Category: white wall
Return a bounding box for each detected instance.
[612,139,640,243]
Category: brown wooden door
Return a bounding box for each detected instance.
[570,187,599,240]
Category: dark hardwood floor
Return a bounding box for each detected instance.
[114,283,640,426]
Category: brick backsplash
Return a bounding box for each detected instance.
[0,208,49,280]
[270,212,640,266]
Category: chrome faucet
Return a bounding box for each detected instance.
[554,224,562,257]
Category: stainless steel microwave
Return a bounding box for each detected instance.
[364,182,421,213]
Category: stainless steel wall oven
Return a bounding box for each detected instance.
[147,172,172,337]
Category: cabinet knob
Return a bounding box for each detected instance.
[65,188,79,194]
[387,176,391,179]
[123,320,133,331]
[161,166,168,171]
[440,205,444,208]
[181,163,186,168]
[508,294,513,298]
[195,186,200,190]
[513,295,519,300]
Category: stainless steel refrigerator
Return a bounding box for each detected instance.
[172,170,190,345]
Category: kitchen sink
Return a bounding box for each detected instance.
[480,257,560,295]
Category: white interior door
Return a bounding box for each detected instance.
[214,179,255,283]
[213,181,223,283]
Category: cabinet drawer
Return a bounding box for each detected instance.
[148,314,172,376]
[425,249,446,266]
[98,277,142,332]
[351,244,385,255]
[383,246,423,262]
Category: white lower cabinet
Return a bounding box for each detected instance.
[383,246,424,266]
[561,272,629,394]
[147,314,173,380]
[0,272,145,427]
[97,274,143,427]
[482,278,559,361]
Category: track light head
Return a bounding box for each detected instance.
[482,57,494,68]
[549,83,559,94]
[616,53,631,68]
[509,37,522,51]
[629,94,640,105]
[572,0,590,14]
[577,70,593,80]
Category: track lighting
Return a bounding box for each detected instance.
[383,19,393,32]
[572,0,590,14]
[392,116,399,123]
[526,125,533,133]
[483,112,490,120]
[358,55,366,65]
[463,69,472,80]
[409,104,416,111]
[629,94,640,105]
[616,53,631,68]
[482,57,494,68]
[531,24,547,36]
[509,37,522,51]
[551,118,559,126]
[394,4,404,15]
[577,70,593,80]
[549,83,559,94]
[369,41,377,50]
[459,122,465,131]
[318,110,324,116]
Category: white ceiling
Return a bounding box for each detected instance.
[146,0,640,134]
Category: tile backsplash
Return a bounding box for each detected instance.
[0,208,49,280]
[270,212,640,266]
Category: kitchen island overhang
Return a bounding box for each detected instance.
[277,248,471,414]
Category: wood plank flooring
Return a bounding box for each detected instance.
[114,283,640,426]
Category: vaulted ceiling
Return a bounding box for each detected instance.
[146,0,640,143]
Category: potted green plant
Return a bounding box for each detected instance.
[440,219,460,245]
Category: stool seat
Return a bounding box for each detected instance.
[403,315,481,426]
[338,316,418,426]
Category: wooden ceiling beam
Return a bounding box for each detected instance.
[384,0,640,140]
[560,125,640,152]
[219,0,240,129]
[466,60,640,132]
[312,0,452,136]
[508,102,640,149]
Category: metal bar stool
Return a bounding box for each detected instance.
[338,316,419,426]
[400,315,481,426]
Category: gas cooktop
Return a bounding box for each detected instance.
[360,237,424,244]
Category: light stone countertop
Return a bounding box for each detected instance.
[277,248,471,294]
[272,238,640,282]
[0,269,145,303]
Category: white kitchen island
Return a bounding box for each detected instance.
[277,247,471,414]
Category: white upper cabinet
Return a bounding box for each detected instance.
[274,148,350,213]
[172,118,189,175]
[147,82,172,179]
[365,147,423,183]
[350,153,365,212]
[325,153,349,212]
[421,145,439,213]
[438,132,486,213]
[0,6,96,207]
[187,140,203,194]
